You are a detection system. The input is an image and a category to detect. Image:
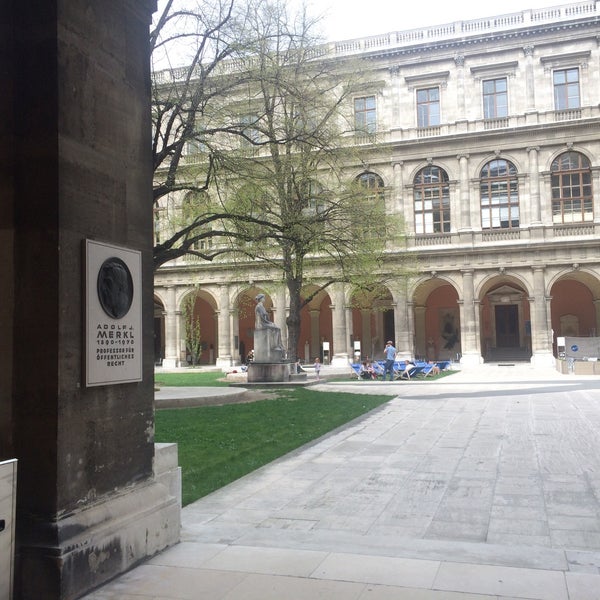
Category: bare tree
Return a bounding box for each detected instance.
[151,0,262,268]
[211,0,409,360]
[152,0,410,361]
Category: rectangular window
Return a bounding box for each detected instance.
[553,68,580,110]
[483,78,508,119]
[354,96,376,134]
[417,87,440,127]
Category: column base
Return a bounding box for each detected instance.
[331,353,349,367]
[17,444,181,600]
[459,352,483,367]
[161,357,179,369]
[216,356,234,369]
[530,352,556,368]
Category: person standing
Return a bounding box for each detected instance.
[313,357,322,380]
[383,340,397,381]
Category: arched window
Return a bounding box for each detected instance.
[413,166,450,234]
[357,172,385,198]
[480,159,519,229]
[551,151,592,224]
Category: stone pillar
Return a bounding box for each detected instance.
[528,146,542,226]
[216,285,232,368]
[454,54,466,118]
[460,269,482,365]
[309,310,320,359]
[330,285,349,366]
[360,308,372,358]
[594,300,600,336]
[524,45,536,113]
[392,160,405,215]
[395,287,412,359]
[346,303,355,358]
[531,266,555,366]
[458,154,471,231]
[162,286,179,368]
[3,2,180,599]
[274,288,288,349]
[406,301,416,358]
[414,305,426,359]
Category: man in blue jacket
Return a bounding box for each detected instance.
[383,340,397,381]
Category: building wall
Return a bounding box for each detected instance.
[154,1,600,369]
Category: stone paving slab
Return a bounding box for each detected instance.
[83,363,600,599]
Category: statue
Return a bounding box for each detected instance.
[254,294,285,360]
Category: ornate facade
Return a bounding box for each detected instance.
[154,1,600,369]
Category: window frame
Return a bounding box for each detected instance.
[416,87,440,128]
[551,151,593,224]
[482,77,508,119]
[354,95,377,135]
[413,166,450,235]
[553,67,580,111]
[479,159,520,230]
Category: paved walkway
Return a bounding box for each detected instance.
[84,363,600,600]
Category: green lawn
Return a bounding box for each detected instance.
[155,371,228,387]
[155,388,393,506]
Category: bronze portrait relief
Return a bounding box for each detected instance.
[97,257,134,319]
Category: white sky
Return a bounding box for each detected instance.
[153,0,570,68]
[311,0,568,42]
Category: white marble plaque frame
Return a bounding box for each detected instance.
[85,240,142,386]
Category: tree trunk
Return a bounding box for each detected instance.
[286,278,303,362]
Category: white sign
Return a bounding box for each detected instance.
[85,240,142,386]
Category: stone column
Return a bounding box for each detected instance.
[528,146,542,226]
[360,308,372,358]
[406,301,416,358]
[594,300,600,336]
[531,266,555,366]
[414,305,426,359]
[330,285,349,366]
[5,2,180,599]
[392,160,405,215]
[310,309,320,359]
[274,288,288,348]
[458,154,471,231]
[454,54,466,126]
[395,286,412,359]
[216,285,233,368]
[524,45,536,113]
[162,286,179,368]
[460,269,482,365]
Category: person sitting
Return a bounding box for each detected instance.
[359,360,375,380]
[427,360,441,375]
[401,358,416,379]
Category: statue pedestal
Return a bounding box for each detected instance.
[253,328,285,362]
[248,362,291,383]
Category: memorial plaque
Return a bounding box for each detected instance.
[85,240,142,386]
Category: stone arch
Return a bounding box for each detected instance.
[298,285,333,363]
[349,285,395,360]
[406,160,456,183]
[478,274,532,361]
[472,152,525,176]
[180,287,218,365]
[548,268,600,347]
[153,294,165,365]
[412,276,461,361]
[545,145,595,169]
